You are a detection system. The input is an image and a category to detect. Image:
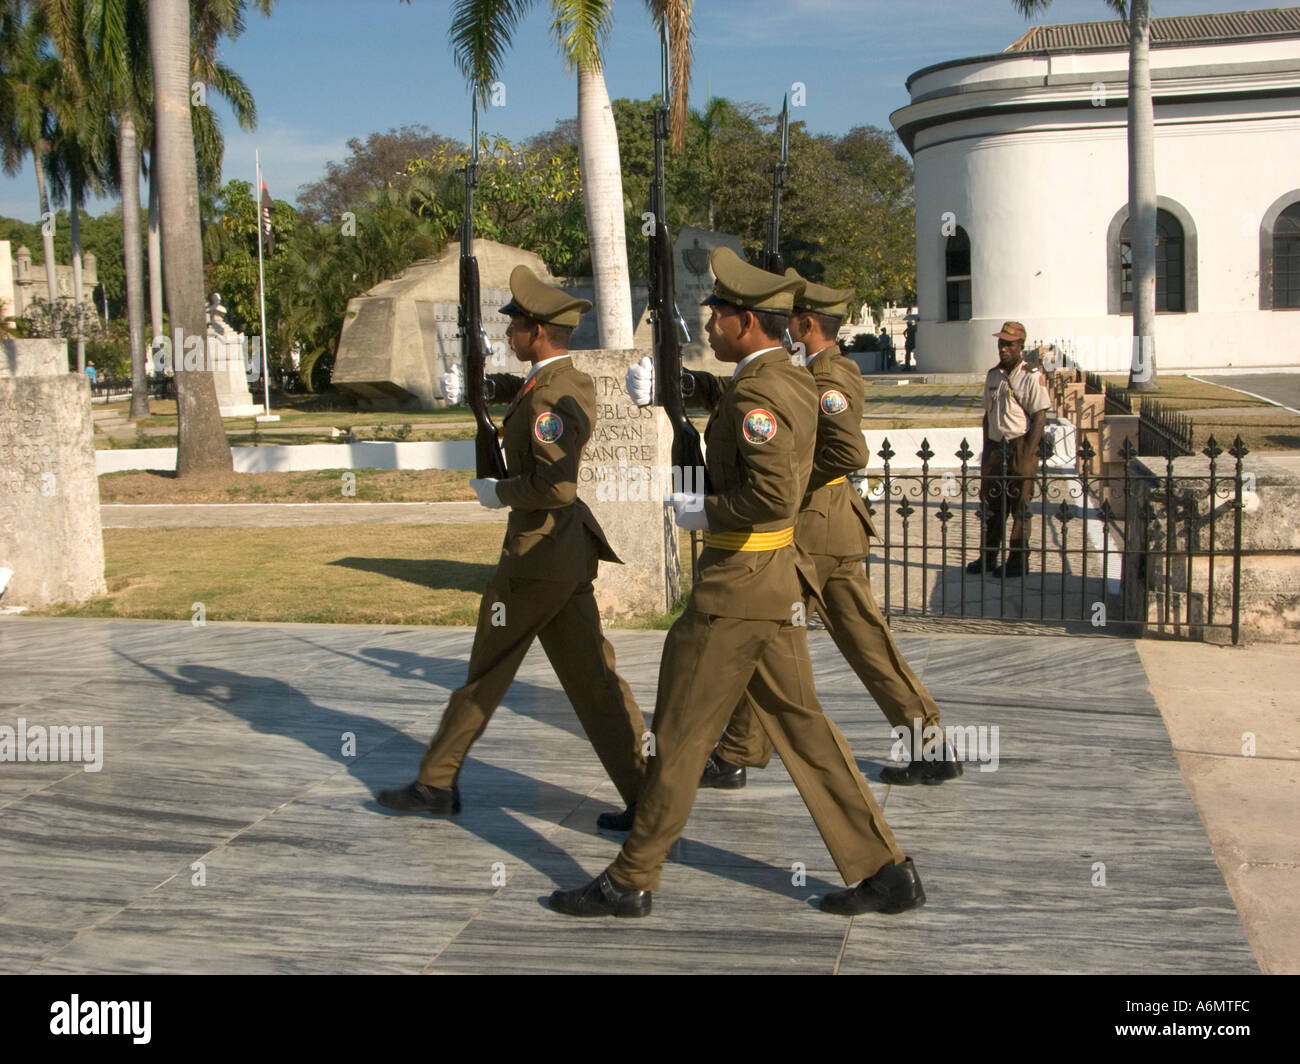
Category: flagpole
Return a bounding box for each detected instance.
[255,150,272,418]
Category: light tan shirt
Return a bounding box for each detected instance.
[983,360,1052,441]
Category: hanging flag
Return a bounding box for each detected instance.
[260,179,275,256]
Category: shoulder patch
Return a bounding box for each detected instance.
[534,411,563,443]
[742,408,777,445]
[820,389,849,415]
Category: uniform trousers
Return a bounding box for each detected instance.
[715,551,943,768]
[980,440,1034,554]
[417,571,646,806]
[608,608,904,892]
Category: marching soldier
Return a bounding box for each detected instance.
[691,271,961,786]
[548,248,923,918]
[376,265,647,819]
[966,321,1052,579]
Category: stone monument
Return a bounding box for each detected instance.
[0,240,14,323]
[333,238,653,410]
[654,225,744,377]
[331,240,525,410]
[207,294,262,417]
[0,338,106,608]
[570,348,679,620]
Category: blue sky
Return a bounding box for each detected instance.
[0,0,1281,221]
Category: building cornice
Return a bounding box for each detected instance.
[892,60,1300,155]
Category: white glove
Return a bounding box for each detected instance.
[440,363,464,406]
[626,355,654,407]
[666,491,708,531]
[470,478,505,509]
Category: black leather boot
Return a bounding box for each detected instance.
[375,781,461,815]
[549,871,652,918]
[700,751,747,789]
[819,857,926,916]
[597,804,636,831]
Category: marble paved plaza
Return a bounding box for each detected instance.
[0,618,1256,974]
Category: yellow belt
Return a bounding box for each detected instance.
[826,476,846,485]
[703,527,795,551]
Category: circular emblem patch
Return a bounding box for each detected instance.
[742,408,777,445]
[534,411,563,443]
[820,389,848,415]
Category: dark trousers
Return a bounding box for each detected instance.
[979,438,1034,557]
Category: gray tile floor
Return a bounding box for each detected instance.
[0,618,1256,974]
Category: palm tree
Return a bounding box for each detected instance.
[144,0,272,386]
[1013,0,1157,390]
[0,5,61,323]
[437,0,693,350]
[85,0,154,417]
[148,0,231,473]
[41,0,114,374]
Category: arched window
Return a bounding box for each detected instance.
[1262,200,1300,310]
[944,226,971,321]
[1107,198,1198,315]
[1275,205,1300,308]
[1120,209,1184,313]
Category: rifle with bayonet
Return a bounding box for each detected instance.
[648,24,708,494]
[762,95,789,274]
[459,97,508,480]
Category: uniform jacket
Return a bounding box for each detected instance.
[688,345,877,561]
[799,345,877,558]
[492,356,619,582]
[690,348,819,620]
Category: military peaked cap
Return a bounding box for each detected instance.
[499,265,592,327]
[786,268,855,317]
[702,247,804,313]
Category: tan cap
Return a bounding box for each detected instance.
[787,268,854,317]
[701,247,804,313]
[993,320,1027,342]
[498,265,592,327]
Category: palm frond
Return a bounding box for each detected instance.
[645,0,692,151]
[448,0,534,100]
[211,61,257,130]
[550,0,613,73]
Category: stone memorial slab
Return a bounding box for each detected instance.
[333,240,549,410]
[570,348,679,618]
[671,225,744,377]
[0,338,106,608]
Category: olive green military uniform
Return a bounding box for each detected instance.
[607,250,904,892]
[414,271,646,805]
[714,339,943,767]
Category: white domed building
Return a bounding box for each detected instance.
[890,6,1300,374]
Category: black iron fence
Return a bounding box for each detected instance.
[689,432,1249,643]
[1138,398,1193,459]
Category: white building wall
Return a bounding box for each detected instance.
[900,40,1300,374]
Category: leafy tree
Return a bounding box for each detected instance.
[407,134,587,275]
[297,125,460,223]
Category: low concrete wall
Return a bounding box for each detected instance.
[1125,454,1300,644]
[1,339,106,608]
[97,439,477,475]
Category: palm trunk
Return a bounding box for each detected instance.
[1127,0,1158,391]
[148,162,164,345]
[148,0,231,474]
[576,62,633,349]
[121,111,149,419]
[34,155,59,333]
[70,181,85,372]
